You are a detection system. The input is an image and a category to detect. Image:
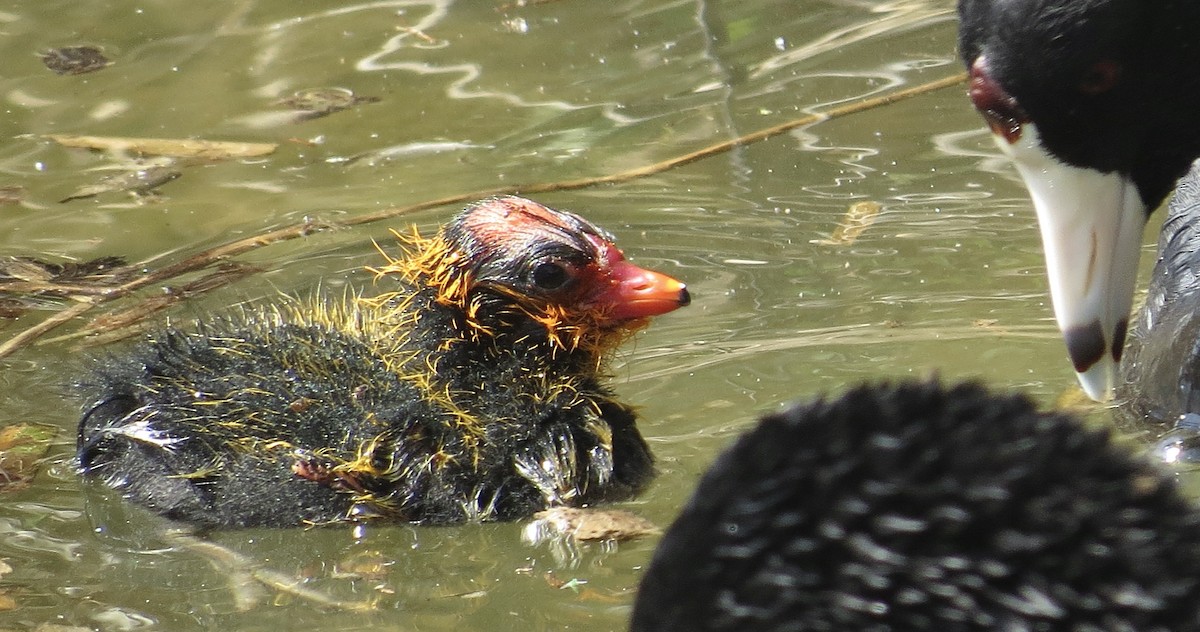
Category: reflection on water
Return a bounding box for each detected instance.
[0,0,1148,630]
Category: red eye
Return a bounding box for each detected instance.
[1078,60,1121,95]
[968,57,1029,144]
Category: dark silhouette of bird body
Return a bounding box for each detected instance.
[77,196,689,527]
[1119,165,1200,427]
[631,381,1200,632]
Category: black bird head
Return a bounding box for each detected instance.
[958,0,1200,400]
[371,196,690,355]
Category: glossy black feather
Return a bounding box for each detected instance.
[1120,161,1200,423]
[958,0,1200,211]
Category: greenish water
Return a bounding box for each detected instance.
[0,1,1165,630]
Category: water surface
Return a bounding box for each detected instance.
[0,1,1155,630]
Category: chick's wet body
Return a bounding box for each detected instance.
[77,197,684,527]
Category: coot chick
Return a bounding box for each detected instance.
[631,380,1200,631]
[958,0,1200,400]
[77,196,690,528]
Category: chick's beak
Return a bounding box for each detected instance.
[591,259,690,321]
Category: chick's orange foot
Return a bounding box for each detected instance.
[75,196,689,528]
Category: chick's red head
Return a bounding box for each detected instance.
[450,196,689,323]
[378,196,688,354]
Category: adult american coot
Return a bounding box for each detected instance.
[958,0,1200,401]
[631,380,1200,631]
[77,196,690,527]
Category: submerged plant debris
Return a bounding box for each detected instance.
[40,45,110,75]
[497,0,567,10]
[161,529,377,611]
[811,200,883,246]
[48,135,277,204]
[0,255,128,283]
[0,560,12,611]
[0,423,57,491]
[277,88,381,122]
[60,165,182,203]
[0,256,131,318]
[332,140,487,167]
[77,261,262,342]
[0,255,131,291]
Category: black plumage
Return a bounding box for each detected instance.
[958,0,1199,204]
[631,380,1200,632]
[76,196,689,527]
[1119,162,1200,425]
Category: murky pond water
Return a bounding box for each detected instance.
[0,1,1173,630]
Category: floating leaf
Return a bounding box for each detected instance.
[0,423,57,492]
[811,200,882,246]
[41,45,110,75]
[46,134,277,160]
[523,507,659,544]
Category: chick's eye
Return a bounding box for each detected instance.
[531,261,572,290]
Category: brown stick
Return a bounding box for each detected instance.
[0,300,96,358]
[0,71,968,358]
